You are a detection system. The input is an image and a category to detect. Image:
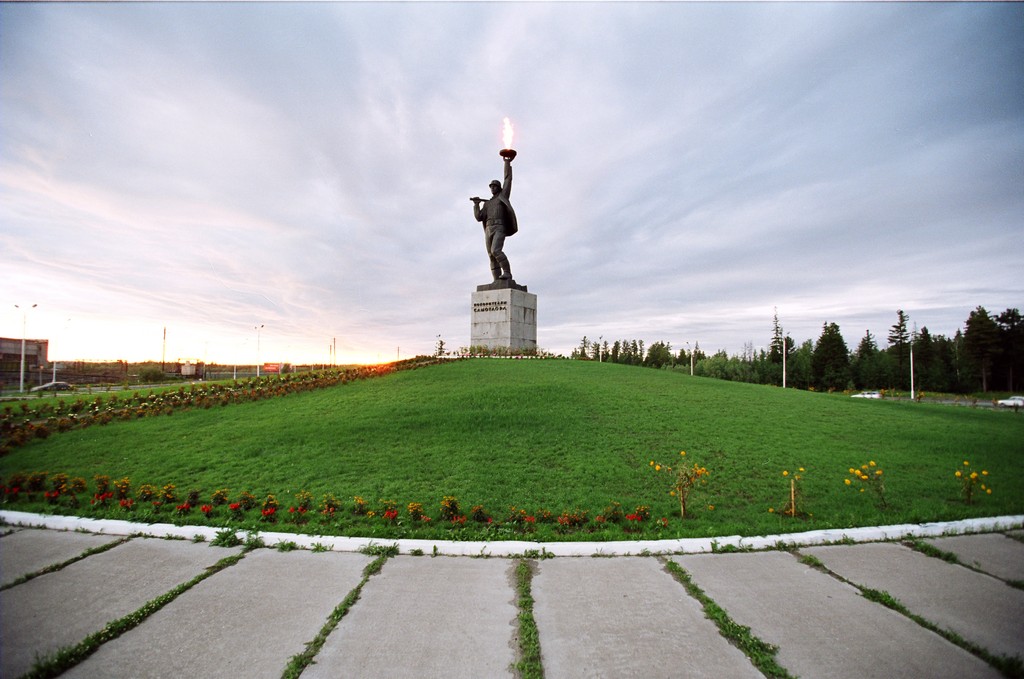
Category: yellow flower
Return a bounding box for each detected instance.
[708,505,714,511]
[649,460,654,466]
[849,468,856,474]
[768,507,775,513]
[670,490,676,496]
[798,467,805,472]
[875,470,883,476]
[982,470,989,476]
[986,489,992,494]
[963,460,970,466]
[655,465,661,471]
[782,470,789,477]
[955,470,962,478]
[844,479,852,486]
[970,472,978,480]
[680,451,686,457]
[869,460,876,467]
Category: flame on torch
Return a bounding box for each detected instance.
[502,117,514,150]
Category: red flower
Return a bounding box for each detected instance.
[261,507,276,517]
[201,505,213,515]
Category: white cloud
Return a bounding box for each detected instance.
[1,2,1021,363]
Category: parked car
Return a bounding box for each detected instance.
[851,391,882,399]
[30,381,73,392]
[996,395,1024,407]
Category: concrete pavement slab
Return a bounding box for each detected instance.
[803,542,1024,660]
[304,555,518,679]
[62,548,371,679]
[672,550,1000,679]
[924,533,1024,581]
[532,556,761,679]
[0,537,241,678]
[0,528,121,587]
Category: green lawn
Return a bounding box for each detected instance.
[2,359,1022,541]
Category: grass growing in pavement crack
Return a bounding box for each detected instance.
[513,559,544,679]
[0,536,131,593]
[664,560,795,679]
[903,539,962,564]
[281,553,391,679]
[858,586,1024,679]
[22,551,246,679]
[799,551,1024,679]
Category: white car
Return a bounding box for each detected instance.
[852,391,882,399]
[30,381,73,392]
[997,395,1024,407]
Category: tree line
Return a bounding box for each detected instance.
[570,306,1022,394]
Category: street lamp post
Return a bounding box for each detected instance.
[782,330,787,389]
[15,303,37,393]
[910,323,917,400]
[255,324,264,377]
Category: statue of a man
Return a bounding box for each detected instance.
[471,155,518,281]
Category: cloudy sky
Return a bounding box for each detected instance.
[2,2,1021,365]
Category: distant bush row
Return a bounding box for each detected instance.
[0,356,447,455]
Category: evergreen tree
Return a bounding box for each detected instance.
[788,340,814,390]
[887,310,911,389]
[769,309,784,364]
[995,308,1023,391]
[964,307,1001,392]
[852,330,881,389]
[812,322,851,391]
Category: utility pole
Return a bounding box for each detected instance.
[15,303,37,393]
[255,324,264,377]
[910,322,917,400]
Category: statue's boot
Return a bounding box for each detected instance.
[491,267,502,281]
[497,255,512,280]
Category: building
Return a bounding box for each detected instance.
[0,336,50,390]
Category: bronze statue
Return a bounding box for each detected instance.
[471,151,518,281]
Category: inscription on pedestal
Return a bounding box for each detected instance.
[471,288,537,351]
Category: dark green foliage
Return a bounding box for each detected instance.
[812,322,851,391]
[965,307,1002,392]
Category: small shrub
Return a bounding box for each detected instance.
[94,475,111,495]
[440,495,461,521]
[845,459,888,509]
[352,495,368,515]
[650,451,710,519]
[113,477,131,500]
[955,460,991,505]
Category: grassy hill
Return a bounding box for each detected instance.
[2,359,1022,541]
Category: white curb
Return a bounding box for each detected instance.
[1,510,1020,557]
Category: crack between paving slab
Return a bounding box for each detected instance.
[792,547,1024,679]
[18,549,248,679]
[511,558,544,679]
[0,535,132,592]
[661,557,796,679]
[280,551,392,679]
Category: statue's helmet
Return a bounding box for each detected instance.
[489,180,501,191]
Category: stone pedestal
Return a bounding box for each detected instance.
[471,282,537,351]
